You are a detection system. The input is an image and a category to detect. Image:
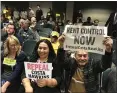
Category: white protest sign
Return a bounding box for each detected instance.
[24,62,53,80]
[63,25,107,55]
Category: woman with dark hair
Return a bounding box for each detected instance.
[22,39,61,93]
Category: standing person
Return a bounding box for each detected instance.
[46,8,55,21]
[28,7,35,20]
[1,35,28,93]
[76,10,83,21]
[22,39,61,93]
[36,5,43,23]
[57,34,113,93]
[105,8,117,37]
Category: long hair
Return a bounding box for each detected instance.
[4,35,21,57]
[31,39,56,62]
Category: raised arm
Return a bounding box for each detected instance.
[93,37,113,73]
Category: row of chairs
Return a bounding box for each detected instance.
[37,26,65,38]
[22,39,37,60]
[36,23,54,31]
[36,23,65,37]
[38,28,52,38]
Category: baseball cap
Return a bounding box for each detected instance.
[51,31,59,38]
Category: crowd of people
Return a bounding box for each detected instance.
[1,4,117,93]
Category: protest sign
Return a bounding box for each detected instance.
[63,25,107,55]
[24,62,53,80]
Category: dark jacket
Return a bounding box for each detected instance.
[46,11,55,21]
[36,9,43,22]
[1,51,28,93]
[105,12,117,36]
[18,28,35,44]
[101,66,117,93]
[1,32,23,45]
[57,48,112,93]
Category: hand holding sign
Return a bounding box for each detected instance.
[46,78,58,87]
[58,34,65,48]
[37,79,47,87]
[103,37,113,52]
[63,25,108,54]
[37,78,58,87]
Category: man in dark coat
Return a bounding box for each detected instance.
[101,37,117,93]
[36,5,43,22]
[46,8,55,21]
[57,34,113,93]
[105,8,117,37]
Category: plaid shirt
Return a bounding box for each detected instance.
[57,48,112,93]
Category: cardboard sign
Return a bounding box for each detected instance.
[63,25,107,55]
[24,62,53,80]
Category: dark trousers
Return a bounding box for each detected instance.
[1,80,21,93]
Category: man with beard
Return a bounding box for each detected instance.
[57,34,113,93]
[1,23,22,44]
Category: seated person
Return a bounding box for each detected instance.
[50,31,60,54]
[57,34,113,93]
[1,35,28,93]
[21,39,61,93]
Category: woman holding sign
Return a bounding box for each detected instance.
[22,39,61,93]
[1,35,28,93]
